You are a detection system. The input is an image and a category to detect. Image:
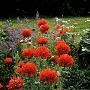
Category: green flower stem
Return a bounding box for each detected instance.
[57,67,62,90]
[24,76,36,90]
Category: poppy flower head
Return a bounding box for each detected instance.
[40,24,49,33]
[50,55,59,63]
[21,62,37,76]
[55,25,61,29]
[18,61,25,67]
[55,40,66,47]
[6,77,24,90]
[55,40,70,55]
[21,28,31,37]
[58,28,69,36]
[34,46,52,59]
[58,54,74,67]
[16,68,22,74]
[4,58,13,63]
[36,37,48,45]
[59,30,66,36]
[37,19,47,27]
[21,48,35,59]
[39,68,58,84]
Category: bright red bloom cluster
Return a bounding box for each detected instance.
[22,48,35,59]
[4,58,13,63]
[55,25,61,29]
[55,40,70,55]
[16,62,37,76]
[37,19,47,27]
[58,54,74,67]
[55,40,66,46]
[37,19,49,33]
[36,37,48,45]
[18,61,25,67]
[59,29,69,36]
[39,68,58,84]
[0,83,3,89]
[6,77,24,90]
[34,46,52,59]
[54,28,69,38]
[21,28,31,37]
[59,29,67,36]
[40,24,49,33]
[50,55,59,63]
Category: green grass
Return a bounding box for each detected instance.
[1,17,90,31]
[0,17,90,43]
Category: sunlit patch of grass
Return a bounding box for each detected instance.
[0,17,90,44]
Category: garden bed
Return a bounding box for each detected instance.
[0,17,90,90]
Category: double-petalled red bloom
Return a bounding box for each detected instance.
[55,25,61,29]
[37,19,47,27]
[4,58,13,63]
[16,61,25,73]
[6,77,24,90]
[59,29,66,36]
[40,24,49,33]
[0,83,3,89]
[58,54,74,67]
[54,28,69,38]
[39,68,58,84]
[21,28,31,37]
[34,46,52,59]
[55,40,66,46]
[21,48,35,59]
[55,40,70,55]
[18,61,25,67]
[20,62,37,76]
[36,37,48,45]
[58,29,69,36]
[50,55,59,63]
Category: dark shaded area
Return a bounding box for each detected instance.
[0,0,90,18]
[62,65,90,89]
[78,30,90,69]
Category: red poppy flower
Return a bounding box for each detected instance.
[22,48,35,59]
[58,54,74,67]
[21,28,31,37]
[18,61,25,67]
[0,83,3,89]
[39,68,58,84]
[55,40,66,47]
[36,37,48,45]
[40,24,49,33]
[21,62,37,76]
[6,77,24,90]
[55,25,61,29]
[59,29,69,36]
[59,30,66,35]
[37,19,47,27]
[16,68,22,73]
[55,40,70,55]
[50,55,59,63]
[54,28,69,38]
[4,58,13,63]
[34,46,52,59]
